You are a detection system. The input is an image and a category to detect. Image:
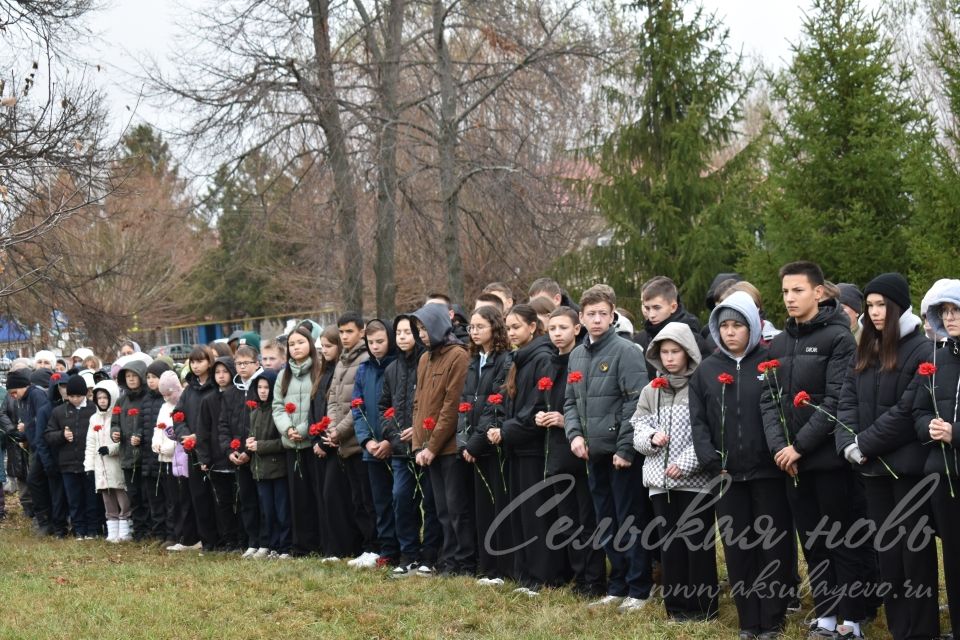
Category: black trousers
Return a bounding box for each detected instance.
[474,453,514,579]
[343,455,378,554]
[286,449,320,555]
[863,475,940,640]
[236,464,261,548]
[507,454,565,590]
[718,478,794,634]
[186,460,219,548]
[651,490,719,620]
[141,470,167,540]
[931,473,960,634]
[786,468,875,622]
[549,467,607,597]
[429,453,476,575]
[122,466,149,539]
[28,453,67,535]
[210,471,241,550]
[163,464,197,545]
[318,453,361,557]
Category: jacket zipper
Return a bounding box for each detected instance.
[735,360,742,466]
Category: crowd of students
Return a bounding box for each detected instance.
[2,265,960,640]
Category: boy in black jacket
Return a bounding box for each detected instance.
[44,375,97,539]
[138,360,170,543]
[759,261,871,638]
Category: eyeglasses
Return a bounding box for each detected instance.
[234,360,257,367]
[942,307,960,319]
[466,325,490,333]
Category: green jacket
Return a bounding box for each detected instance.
[249,405,286,481]
[272,358,315,450]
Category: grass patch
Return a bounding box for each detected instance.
[0,497,946,639]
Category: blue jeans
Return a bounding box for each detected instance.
[61,471,98,537]
[367,459,399,559]
[587,455,653,599]
[391,457,442,564]
[256,478,291,554]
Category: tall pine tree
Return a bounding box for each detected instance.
[741,0,928,302]
[557,0,753,315]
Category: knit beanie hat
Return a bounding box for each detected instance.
[864,273,911,313]
[837,283,863,315]
[30,368,53,389]
[6,369,30,390]
[147,360,171,379]
[65,375,88,396]
[715,307,748,327]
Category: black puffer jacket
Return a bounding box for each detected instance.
[217,371,263,458]
[837,319,931,477]
[544,351,581,476]
[481,335,554,457]
[760,299,857,472]
[43,401,96,473]
[690,346,781,481]
[634,304,706,379]
[379,342,425,458]
[137,388,165,475]
[913,337,960,475]
[173,372,218,441]
[110,360,148,471]
[462,350,512,459]
[309,364,336,449]
[197,357,236,471]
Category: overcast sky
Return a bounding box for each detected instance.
[76,0,881,139]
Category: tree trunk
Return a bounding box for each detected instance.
[309,0,363,313]
[373,0,405,320]
[434,0,465,306]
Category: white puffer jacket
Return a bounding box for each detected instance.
[151,402,178,463]
[84,380,126,491]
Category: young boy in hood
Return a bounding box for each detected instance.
[200,356,242,552]
[110,359,151,541]
[218,344,265,558]
[352,319,400,567]
[380,314,442,577]
[411,302,472,576]
[138,360,171,543]
[44,374,97,539]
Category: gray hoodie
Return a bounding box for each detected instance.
[709,291,763,360]
[413,302,461,351]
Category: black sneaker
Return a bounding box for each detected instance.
[390,562,420,579]
[807,622,837,639]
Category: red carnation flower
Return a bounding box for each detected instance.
[308,422,324,437]
[757,361,770,374]
[458,402,472,413]
[918,362,937,377]
[384,407,396,419]
[717,373,734,385]
[318,416,331,430]
[284,402,296,414]
[182,437,196,452]
[156,422,167,430]
[793,390,811,408]
[245,400,258,410]
[112,406,121,415]
[351,398,364,409]
[537,377,554,392]
[567,371,583,384]
[230,438,241,451]
[651,377,669,389]
[127,408,139,417]
[487,393,503,405]
[423,417,437,431]
[50,373,61,382]
[172,411,185,423]
[93,425,102,432]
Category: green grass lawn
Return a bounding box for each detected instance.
[0,495,941,639]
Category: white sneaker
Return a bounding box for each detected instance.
[166,543,186,552]
[277,553,291,560]
[513,587,538,597]
[588,595,623,608]
[477,577,505,586]
[350,551,380,569]
[241,547,257,559]
[617,597,648,613]
[415,564,435,577]
[320,556,340,563]
[186,542,202,550]
[252,547,270,559]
